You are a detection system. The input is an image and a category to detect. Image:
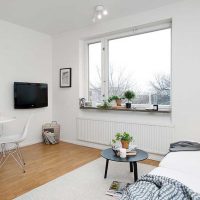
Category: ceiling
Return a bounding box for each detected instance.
[0,0,182,35]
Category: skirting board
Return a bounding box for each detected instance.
[61,139,164,161]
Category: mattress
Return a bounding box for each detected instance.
[150,150,200,194]
[159,151,200,176]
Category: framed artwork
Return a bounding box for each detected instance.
[60,68,72,88]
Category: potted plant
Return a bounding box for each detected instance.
[124,90,135,108]
[108,95,122,106]
[115,132,133,149]
[97,100,111,109]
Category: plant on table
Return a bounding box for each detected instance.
[114,132,133,149]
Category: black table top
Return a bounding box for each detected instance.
[101,148,148,162]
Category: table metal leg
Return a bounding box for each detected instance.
[133,162,138,182]
[130,162,133,172]
[104,159,109,179]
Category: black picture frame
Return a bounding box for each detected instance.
[60,68,72,88]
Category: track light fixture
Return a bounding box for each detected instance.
[92,5,108,23]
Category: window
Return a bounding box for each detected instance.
[87,21,171,107]
[88,42,102,102]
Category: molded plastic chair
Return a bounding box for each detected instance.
[0,115,32,172]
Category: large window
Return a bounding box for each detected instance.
[88,42,102,102]
[87,22,171,107]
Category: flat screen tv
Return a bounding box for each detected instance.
[14,82,48,109]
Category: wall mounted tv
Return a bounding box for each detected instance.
[14,82,48,109]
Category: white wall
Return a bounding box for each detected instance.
[52,0,200,152]
[0,20,52,146]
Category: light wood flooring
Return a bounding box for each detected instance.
[0,142,159,200]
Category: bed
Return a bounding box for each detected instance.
[120,150,200,199]
[150,151,200,194]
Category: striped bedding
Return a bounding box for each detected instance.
[120,174,200,200]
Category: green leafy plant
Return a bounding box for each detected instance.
[114,132,133,142]
[108,95,120,103]
[112,139,117,144]
[97,100,111,109]
[108,95,124,106]
[124,90,135,103]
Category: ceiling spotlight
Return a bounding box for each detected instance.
[92,5,108,22]
[103,10,108,16]
[97,13,102,19]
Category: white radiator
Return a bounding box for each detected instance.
[77,118,175,155]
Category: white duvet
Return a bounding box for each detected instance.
[150,151,200,194]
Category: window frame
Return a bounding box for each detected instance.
[84,20,172,108]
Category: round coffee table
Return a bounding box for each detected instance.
[101,148,148,182]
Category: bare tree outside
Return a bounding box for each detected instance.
[89,64,136,102]
[108,65,150,104]
[150,74,170,94]
[108,65,135,97]
[89,67,171,105]
[88,42,102,102]
[150,74,171,105]
[89,64,102,102]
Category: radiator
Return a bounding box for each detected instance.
[77,118,175,155]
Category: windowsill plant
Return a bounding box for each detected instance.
[108,95,123,106]
[124,90,136,109]
[97,100,111,109]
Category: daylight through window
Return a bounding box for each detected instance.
[87,22,171,107]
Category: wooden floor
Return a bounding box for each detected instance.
[0,142,159,200]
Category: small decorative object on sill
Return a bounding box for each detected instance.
[85,101,92,107]
[153,104,158,111]
[124,90,136,109]
[79,98,86,108]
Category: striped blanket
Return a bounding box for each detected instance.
[120,175,200,200]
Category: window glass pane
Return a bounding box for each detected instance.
[88,42,102,102]
[108,28,171,105]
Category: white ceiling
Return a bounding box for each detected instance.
[0,0,182,35]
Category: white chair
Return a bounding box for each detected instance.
[0,115,32,173]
